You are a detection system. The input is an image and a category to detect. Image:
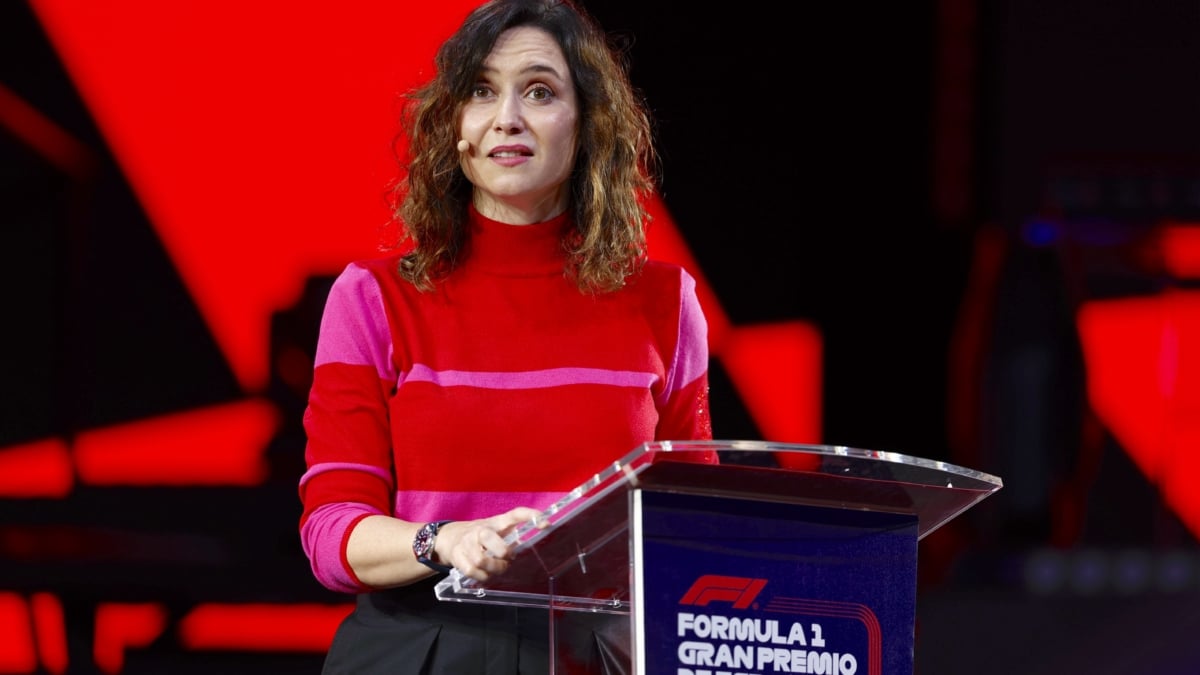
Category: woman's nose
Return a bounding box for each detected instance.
[493,92,525,134]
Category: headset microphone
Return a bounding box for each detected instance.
[456,139,470,153]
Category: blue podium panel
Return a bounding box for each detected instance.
[633,489,918,675]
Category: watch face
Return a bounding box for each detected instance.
[414,521,454,572]
[414,523,436,560]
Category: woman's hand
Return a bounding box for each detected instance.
[436,506,545,581]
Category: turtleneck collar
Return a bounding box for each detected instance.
[464,204,572,276]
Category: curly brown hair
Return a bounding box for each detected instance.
[387,0,659,293]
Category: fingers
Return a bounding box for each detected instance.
[475,526,514,558]
[492,506,547,535]
[446,526,511,578]
[441,521,515,581]
[509,506,545,523]
[454,552,508,582]
[439,507,546,582]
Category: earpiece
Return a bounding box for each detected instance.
[456,139,470,153]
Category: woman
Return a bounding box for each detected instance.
[298,0,716,672]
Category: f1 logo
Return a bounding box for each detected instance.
[679,575,767,609]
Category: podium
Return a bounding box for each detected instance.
[435,440,1003,674]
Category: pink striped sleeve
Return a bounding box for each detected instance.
[300,502,382,593]
[299,262,399,592]
[314,262,395,379]
[661,268,708,403]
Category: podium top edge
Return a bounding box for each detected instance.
[646,439,1004,488]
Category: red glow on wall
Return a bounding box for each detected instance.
[93,603,167,674]
[178,603,352,652]
[722,322,824,449]
[31,594,67,675]
[1077,290,1200,538]
[0,81,95,180]
[72,399,279,486]
[1160,222,1200,279]
[0,402,278,495]
[0,438,74,498]
[0,593,37,673]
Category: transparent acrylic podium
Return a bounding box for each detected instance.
[435,440,1003,674]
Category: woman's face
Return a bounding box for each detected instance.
[458,26,579,224]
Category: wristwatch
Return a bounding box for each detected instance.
[413,520,454,573]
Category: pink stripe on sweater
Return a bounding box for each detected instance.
[394,490,566,523]
[298,461,392,490]
[401,364,656,390]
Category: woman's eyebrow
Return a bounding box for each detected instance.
[477,62,567,80]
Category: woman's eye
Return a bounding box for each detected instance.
[527,85,554,101]
[470,85,492,98]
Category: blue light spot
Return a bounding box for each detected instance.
[1022,219,1060,247]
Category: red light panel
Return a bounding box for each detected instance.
[1077,290,1200,538]
[178,603,353,652]
[72,399,279,486]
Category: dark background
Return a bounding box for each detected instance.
[3,0,1200,673]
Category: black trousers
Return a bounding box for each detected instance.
[321,577,630,674]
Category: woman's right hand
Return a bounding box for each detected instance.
[436,506,545,581]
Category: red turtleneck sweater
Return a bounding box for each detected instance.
[298,208,713,593]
